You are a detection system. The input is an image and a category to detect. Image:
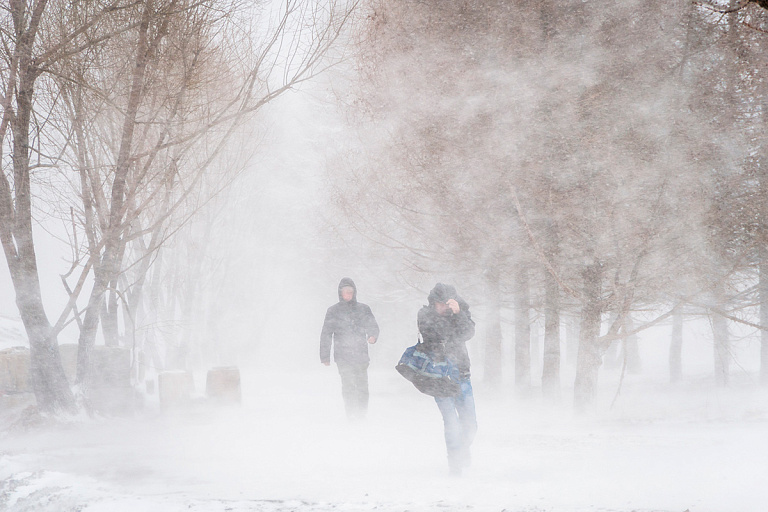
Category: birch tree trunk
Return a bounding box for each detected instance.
[514,267,531,391]
[760,257,768,385]
[623,313,641,374]
[712,287,730,387]
[542,265,561,399]
[670,308,683,383]
[565,315,579,369]
[574,262,602,412]
[483,267,503,387]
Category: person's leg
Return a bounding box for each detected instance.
[454,378,477,468]
[435,396,462,474]
[336,362,355,418]
[348,363,369,418]
[356,363,370,415]
[337,362,369,420]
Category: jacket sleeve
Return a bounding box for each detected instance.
[452,308,475,343]
[450,295,475,342]
[319,307,334,363]
[364,305,380,340]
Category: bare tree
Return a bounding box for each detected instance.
[0,0,141,413]
[0,0,359,411]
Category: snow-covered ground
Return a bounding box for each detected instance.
[1,362,766,512]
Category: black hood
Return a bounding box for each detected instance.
[338,277,357,302]
[428,283,457,305]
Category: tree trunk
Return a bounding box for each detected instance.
[100,292,119,347]
[760,259,768,385]
[565,314,579,369]
[623,313,641,374]
[712,287,729,387]
[143,249,166,371]
[0,34,75,411]
[125,260,149,355]
[670,307,683,383]
[530,318,540,375]
[104,235,129,347]
[603,311,621,369]
[8,261,75,412]
[542,264,561,399]
[76,271,109,384]
[102,281,120,347]
[483,266,503,387]
[164,251,185,370]
[514,266,531,391]
[574,262,602,412]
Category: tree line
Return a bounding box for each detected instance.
[328,0,768,409]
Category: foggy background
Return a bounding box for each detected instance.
[2,1,768,511]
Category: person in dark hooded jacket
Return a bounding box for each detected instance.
[320,278,379,419]
[418,283,476,476]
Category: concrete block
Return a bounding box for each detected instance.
[205,366,241,404]
[58,344,131,387]
[0,391,35,410]
[0,347,30,394]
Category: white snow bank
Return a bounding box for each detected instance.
[0,365,766,512]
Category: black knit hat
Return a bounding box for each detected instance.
[428,283,456,305]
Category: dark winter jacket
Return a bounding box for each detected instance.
[417,283,475,375]
[320,278,380,364]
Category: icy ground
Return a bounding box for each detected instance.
[1,364,767,512]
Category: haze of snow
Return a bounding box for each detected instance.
[1,357,767,512]
[2,70,768,512]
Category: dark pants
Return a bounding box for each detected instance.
[336,362,369,419]
[434,378,477,473]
